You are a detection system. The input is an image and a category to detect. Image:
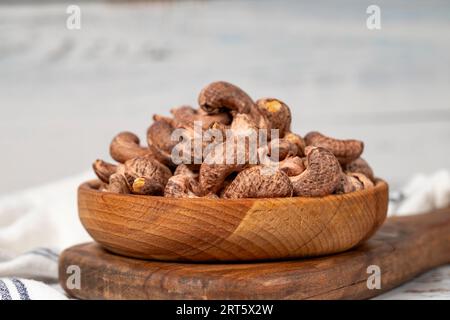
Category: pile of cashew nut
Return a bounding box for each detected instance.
[93,81,375,199]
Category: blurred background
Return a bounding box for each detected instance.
[1,0,449,194]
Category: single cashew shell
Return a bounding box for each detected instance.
[256,98,292,138]
[108,173,130,194]
[290,146,342,197]
[279,156,305,177]
[110,132,150,163]
[171,105,231,130]
[92,159,117,183]
[198,81,255,115]
[345,158,374,181]
[223,166,293,199]
[348,172,374,189]
[335,173,363,194]
[121,155,172,195]
[304,131,364,165]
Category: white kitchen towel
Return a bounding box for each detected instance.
[0,172,93,300]
[0,169,449,299]
[388,169,450,216]
[0,247,59,280]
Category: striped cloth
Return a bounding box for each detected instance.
[0,278,65,300]
[0,247,67,300]
[0,247,66,300]
[0,278,30,300]
[0,172,93,300]
[0,170,449,300]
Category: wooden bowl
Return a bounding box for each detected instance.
[78,179,388,262]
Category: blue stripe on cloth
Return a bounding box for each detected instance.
[12,278,30,300]
[39,248,59,259]
[0,279,12,300]
[27,249,58,262]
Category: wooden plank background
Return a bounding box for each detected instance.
[0,0,449,194]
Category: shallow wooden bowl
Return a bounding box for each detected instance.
[78,179,388,262]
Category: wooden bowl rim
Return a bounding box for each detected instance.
[79,178,388,204]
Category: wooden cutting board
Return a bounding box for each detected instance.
[59,207,450,300]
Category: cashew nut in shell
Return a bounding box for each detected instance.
[260,138,301,162]
[222,166,293,199]
[165,164,218,198]
[198,81,266,128]
[290,146,342,197]
[119,155,172,195]
[304,131,363,165]
[164,165,199,198]
[198,114,259,195]
[198,142,247,195]
[170,105,231,130]
[94,81,377,199]
[107,173,130,194]
[110,131,150,163]
[256,98,292,138]
[92,159,117,183]
[335,173,363,194]
[198,81,255,116]
[146,117,185,168]
[344,158,374,181]
[283,132,306,157]
[348,172,374,189]
[279,156,305,177]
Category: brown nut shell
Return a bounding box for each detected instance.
[304,131,364,165]
[348,172,374,189]
[256,98,292,137]
[198,81,255,115]
[279,156,305,177]
[290,146,342,197]
[121,156,172,195]
[108,173,130,194]
[132,177,165,196]
[147,117,177,155]
[222,166,293,199]
[345,158,374,181]
[335,173,363,194]
[171,105,231,130]
[92,159,117,183]
[110,132,150,164]
[284,132,306,157]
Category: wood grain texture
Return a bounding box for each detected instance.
[78,179,388,262]
[59,206,450,300]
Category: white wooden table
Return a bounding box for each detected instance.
[0,1,449,299]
